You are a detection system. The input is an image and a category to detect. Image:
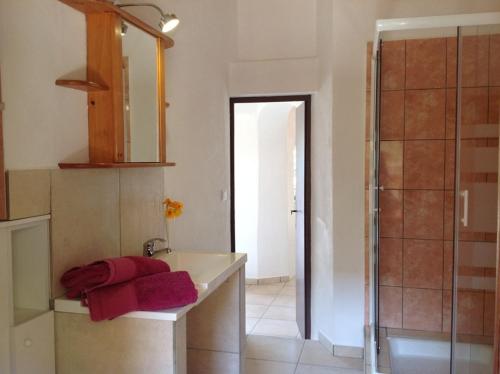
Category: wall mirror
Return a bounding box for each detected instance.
[122,21,160,162]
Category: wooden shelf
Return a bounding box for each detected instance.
[58,0,174,48]
[55,79,108,92]
[59,162,176,169]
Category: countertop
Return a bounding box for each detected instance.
[54,251,247,321]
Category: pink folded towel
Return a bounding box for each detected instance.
[85,271,198,321]
[61,256,170,298]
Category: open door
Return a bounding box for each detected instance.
[230,95,311,339]
[293,102,308,339]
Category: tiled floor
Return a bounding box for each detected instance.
[245,336,364,374]
[246,280,300,339]
[244,281,364,374]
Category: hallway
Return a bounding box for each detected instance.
[246,280,299,338]
[245,280,364,373]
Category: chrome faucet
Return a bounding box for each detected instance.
[143,238,171,257]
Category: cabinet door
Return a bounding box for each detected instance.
[13,311,55,374]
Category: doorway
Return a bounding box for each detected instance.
[230,95,311,340]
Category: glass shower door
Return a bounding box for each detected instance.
[453,24,500,374]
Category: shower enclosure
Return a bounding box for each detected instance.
[366,13,500,374]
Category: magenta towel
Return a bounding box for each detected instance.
[61,256,170,299]
[85,271,198,321]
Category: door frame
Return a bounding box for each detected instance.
[229,95,312,339]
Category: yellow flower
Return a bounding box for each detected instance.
[163,197,184,219]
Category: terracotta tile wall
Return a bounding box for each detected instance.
[365,35,500,335]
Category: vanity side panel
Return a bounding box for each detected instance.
[238,267,246,369]
[187,271,241,353]
[50,169,120,297]
[175,315,187,374]
[119,168,165,257]
[55,313,175,374]
[187,349,240,374]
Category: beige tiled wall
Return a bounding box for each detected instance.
[7,169,51,219]
[119,168,165,257]
[365,35,500,335]
[51,169,121,298]
[50,168,165,298]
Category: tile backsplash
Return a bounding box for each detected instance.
[50,168,165,298]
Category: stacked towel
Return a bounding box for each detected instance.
[85,271,198,321]
[61,256,170,298]
[60,256,198,321]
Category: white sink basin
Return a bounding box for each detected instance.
[154,251,246,289]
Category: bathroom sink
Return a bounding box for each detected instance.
[55,251,247,322]
[153,251,246,290]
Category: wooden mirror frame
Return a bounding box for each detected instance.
[57,0,175,168]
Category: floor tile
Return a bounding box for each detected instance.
[246,293,276,306]
[246,335,304,363]
[280,286,296,296]
[295,364,364,374]
[248,283,285,295]
[272,295,296,307]
[263,306,296,321]
[247,318,259,334]
[251,319,300,338]
[245,358,296,374]
[247,304,269,318]
[300,341,364,370]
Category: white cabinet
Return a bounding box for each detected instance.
[13,312,55,374]
[0,215,54,374]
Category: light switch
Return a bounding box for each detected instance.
[221,189,228,202]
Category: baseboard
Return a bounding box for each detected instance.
[318,330,364,359]
[245,276,290,285]
[318,330,334,355]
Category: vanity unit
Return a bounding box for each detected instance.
[54,252,247,374]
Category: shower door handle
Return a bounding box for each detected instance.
[460,190,469,227]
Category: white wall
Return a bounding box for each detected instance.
[0,0,88,169]
[234,104,260,278]
[234,102,297,280]
[310,0,335,345]
[237,0,317,61]
[158,0,237,252]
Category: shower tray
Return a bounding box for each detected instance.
[387,337,493,374]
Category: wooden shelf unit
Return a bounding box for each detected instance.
[55,79,108,92]
[58,0,174,48]
[58,162,176,169]
[56,0,173,169]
